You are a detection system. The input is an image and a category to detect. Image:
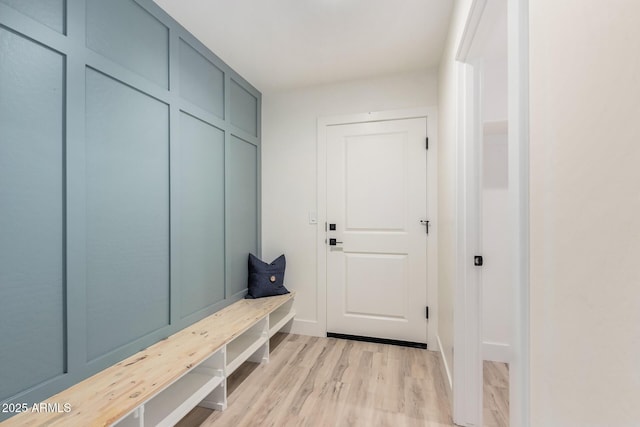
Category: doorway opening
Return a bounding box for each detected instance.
[453,0,529,425]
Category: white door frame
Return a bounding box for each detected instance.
[453,0,530,426]
[507,0,530,425]
[317,107,439,350]
[454,56,484,425]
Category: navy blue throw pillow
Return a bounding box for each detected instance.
[245,254,290,299]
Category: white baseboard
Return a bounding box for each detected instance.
[482,341,510,363]
[289,318,323,337]
[437,335,453,392]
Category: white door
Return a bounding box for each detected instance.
[326,118,428,343]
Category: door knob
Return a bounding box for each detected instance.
[329,238,343,246]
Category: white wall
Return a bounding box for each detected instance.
[530,1,640,425]
[482,124,511,362]
[261,70,438,337]
[482,54,511,363]
[437,0,474,391]
[483,58,508,122]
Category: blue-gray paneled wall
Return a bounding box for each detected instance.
[178,113,226,318]
[227,136,259,297]
[0,0,261,418]
[0,26,66,404]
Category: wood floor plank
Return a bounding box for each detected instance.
[483,361,510,427]
[178,334,510,427]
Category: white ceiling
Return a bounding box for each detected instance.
[153,0,454,93]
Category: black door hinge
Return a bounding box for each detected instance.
[474,255,483,266]
[426,137,429,150]
[425,306,429,319]
[420,220,430,234]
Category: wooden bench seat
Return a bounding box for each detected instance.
[1,293,295,427]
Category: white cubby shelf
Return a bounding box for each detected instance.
[268,298,296,338]
[110,293,295,427]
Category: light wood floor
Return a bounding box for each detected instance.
[483,360,509,427]
[177,333,508,427]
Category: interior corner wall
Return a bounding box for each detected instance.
[261,70,437,337]
[437,0,474,391]
[530,1,640,425]
[0,0,260,417]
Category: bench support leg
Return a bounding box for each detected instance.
[200,379,227,411]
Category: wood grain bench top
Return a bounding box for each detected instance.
[1,293,294,427]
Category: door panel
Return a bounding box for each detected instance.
[345,133,407,230]
[326,118,428,343]
[345,253,408,319]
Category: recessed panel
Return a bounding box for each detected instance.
[85,68,170,361]
[0,0,65,34]
[0,29,65,401]
[227,136,258,296]
[86,0,168,88]
[179,40,224,118]
[345,254,408,319]
[230,80,257,136]
[345,132,407,231]
[179,113,225,317]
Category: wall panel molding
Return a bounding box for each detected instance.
[0,26,66,403]
[0,0,260,418]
